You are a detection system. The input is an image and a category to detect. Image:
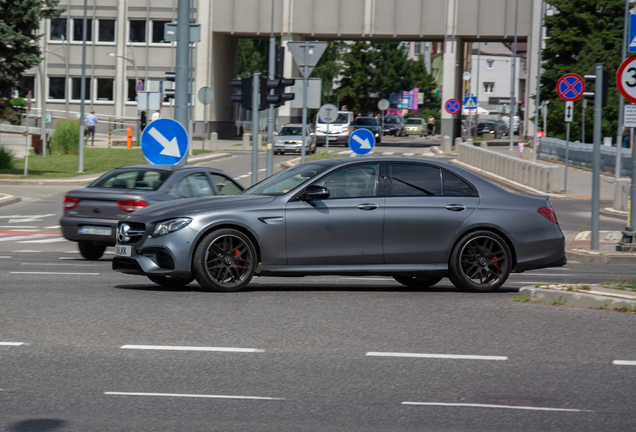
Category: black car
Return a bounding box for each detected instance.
[353,117,382,143]
[382,116,406,137]
[476,121,503,138]
[61,165,244,260]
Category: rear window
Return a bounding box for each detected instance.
[354,118,378,126]
[89,169,171,190]
[406,119,423,125]
[384,117,400,124]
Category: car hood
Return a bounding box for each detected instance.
[276,135,306,142]
[125,194,277,219]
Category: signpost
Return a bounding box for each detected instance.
[445,98,461,142]
[629,13,636,53]
[348,129,375,156]
[464,94,476,142]
[617,56,636,248]
[318,103,338,150]
[197,86,214,149]
[563,101,574,192]
[378,99,390,142]
[556,74,585,101]
[140,118,188,165]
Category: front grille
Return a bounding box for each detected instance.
[112,257,144,274]
[118,221,146,244]
[141,248,175,270]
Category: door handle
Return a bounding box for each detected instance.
[445,204,466,211]
[358,203,378,210]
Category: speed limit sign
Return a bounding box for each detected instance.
[617,55,636,103]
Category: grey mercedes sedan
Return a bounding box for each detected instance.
[112,158,566,292]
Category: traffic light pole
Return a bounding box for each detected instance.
[252,72,260,185]
[591,63,603,250]
[175,0,190,164]
[266,0,275,177]
[301,44,309,164]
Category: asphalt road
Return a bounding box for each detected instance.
[1,144,635,431]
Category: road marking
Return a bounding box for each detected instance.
[10,271,100,275]
[0,236,27,242]
[45,225,61,229]
[367,352,508,360]
[401,402,584,412]
[17,238,67,244]
[613,360,636,366]
[0,226,37,229]
[509,273,569,277]
[104,391,284,401]
[121,345,264,353]
[259,169,267,172]
[11,250,42,253]
[0,256,11,259]
[403,153,415,156]
[507,281,545,285]
[382,152,394,155]
[345,277,394,281]
[0,342,24,346]
[21,262,99,267]
[338,150,352,154]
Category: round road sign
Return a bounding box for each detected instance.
[445,98,461,115]
[556,73,585,101]
[378,99,390,111]
[197,86,214,104]
[318,103,338,123]
[617,55,636,103]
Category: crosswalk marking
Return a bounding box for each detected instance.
[17,238,68,244]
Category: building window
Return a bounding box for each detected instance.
[71,77,91,100]
[96,78,114,101]
[49,77,66,100]
[73,18,93,42]
[151,20,171,44]
[483,82,494,94]
[50,18,67,41]
[19,76,36,99]
[486,59,494,69]
[127,78,144,102]
[98,19,115,42]
[129,20,146,43]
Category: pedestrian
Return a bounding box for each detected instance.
[524,126,545,158]
[427,115,436,136]
[85,110,98,146]
[622,127,631,149]
[151,109,161,122]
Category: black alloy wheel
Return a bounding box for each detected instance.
[448,231,512,292]
[193,229,257,292]
[78,241,106,260]
[393,276,443,288]
[147,275,195,287]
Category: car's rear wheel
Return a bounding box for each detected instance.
[78,241,106,260]
[448,231,512,292]
[147,275,194,287]
[193,229,257,292]
[393,276,443,288]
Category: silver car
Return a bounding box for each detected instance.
[113,158,566,292]
[274,124,317,155]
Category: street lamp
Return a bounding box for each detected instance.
[39,50,66,157]
[108,52,140,146]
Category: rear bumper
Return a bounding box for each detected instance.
[60,216,118,244]
[316,135,349,145]
[511,227,566,273]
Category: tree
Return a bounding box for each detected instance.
[0,0,61,120]
[312,40,345,105]
[236,38,268,78]
[541,0,632,141]
[334,42,376,114]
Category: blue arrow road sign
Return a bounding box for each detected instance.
[141,118,188,165]
[463,94,477,109]
[348,128,375,155]
[630,14,636,52]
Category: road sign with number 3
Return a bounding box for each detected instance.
[617,55,636,104]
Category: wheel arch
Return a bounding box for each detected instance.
[191,223,263,268]
[448,226,518,271]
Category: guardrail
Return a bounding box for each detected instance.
[539,137,632,177]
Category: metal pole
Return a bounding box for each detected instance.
[175,0,190,164]
[39,63,47,157]
[77,0,88,173]
[252,72,260,185]
[591,63,603,250]
[202,103,207,149]
[532,0,544,163]
[266,0,275,177]
[629,126,636,230]
[474,43,480,141]
[564,122,570,193]
[301,42,309,164]
[24,104,30,176]
[616,0,629,182]
[508,0,519,150]
[582,98,586,143]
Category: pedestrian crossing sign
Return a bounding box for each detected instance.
[463,95,477,109]
[630,14,636,52]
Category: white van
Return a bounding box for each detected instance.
[315,111,354,146]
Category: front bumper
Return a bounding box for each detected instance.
[316,135,349,145]
[60,216,118,244]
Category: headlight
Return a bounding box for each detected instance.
[340,127,348,133]
[316,126,323,132]
[152,218,192,237]
[276,140,284,145]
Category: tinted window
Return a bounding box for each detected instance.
[390,163,441,196]
[279,127,302,136]
[384,117,399,124]
[314,163,379,199]
[210,174,243,196]
[89,169,170,190]
[177,173,214,198]
[442,170,477,197]
[354,118,378,126]
[242,163,330,196]
[406,119,422,125]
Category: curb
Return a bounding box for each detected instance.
[0,193,21,208]
[601,207,627,220]
[565,248,636,264]
[519,286,636,311]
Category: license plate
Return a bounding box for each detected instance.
[115,245,133,257]
[79,226,112,236]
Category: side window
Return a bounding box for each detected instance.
[315,163,379,199]
[390,163,441,196]
[210,174,242,196]
[442,170,477,197]
[177,173,214,198]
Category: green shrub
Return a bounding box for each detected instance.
[50,118,80,155]
[9,97,26,108]
[0,146,14,169]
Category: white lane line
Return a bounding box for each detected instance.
[338,150,352,154]
[238,175,250,178]
[45,225,61,229]
[382,152,395,155]
[0,256,11,259]
[403,153,415,156]
[259,169,267,172]
[0,342,25,346]
[121,345,264,353]
[10,271,100,275]
[613,360,636,366]
[507,281,545,285]
[17,238,67,244]
[509,273,569,277]
[402,402,584,412]
[21,262,99,267]
[345,277,394,281]
[12,250,42,253]
[367,352,508,360]
[104,391,284,401]
[0,236,27,242]
[0,226,37,229]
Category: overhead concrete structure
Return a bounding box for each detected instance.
[29,0,539,139]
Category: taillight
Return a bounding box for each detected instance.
[63,196,81,209]
[538,207,558,224]
[117,200,150,213]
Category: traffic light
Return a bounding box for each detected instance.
[259,77,295,110]
[584,68,608,107]
[231,77,253,110]
[164,72,175,100]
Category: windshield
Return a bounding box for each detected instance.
[278,126,302,136]
[318,113,349,125]
[384,117,399,124]
[241,163,331,196]
[89,169,170,190]
[354,118,378,126]
[406,119,422,125]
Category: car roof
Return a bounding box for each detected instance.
[115,165,226,174]
[281,123,306,128]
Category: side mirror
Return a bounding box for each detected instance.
[300,185,330,201]
[310,133,315,137]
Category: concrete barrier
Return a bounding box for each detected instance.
[614,178,631,212]
[242,133,250,149]
[211,132,218,149]
[442,135,451,153]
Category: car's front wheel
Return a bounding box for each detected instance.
[78,241,106,260]
[393,276,443,288]
[192,228,257,292]
[147,275,194,287]
[448,231,512,292]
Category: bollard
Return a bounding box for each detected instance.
[211,132,218,150]
[108,130,111,148]
[441,135,451,153]
[614,178,631,211]
[480,139,488,148]
[242,132,250,149]
[466,138,474,147]
[454,137,462,152]
[126,126,132,148]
